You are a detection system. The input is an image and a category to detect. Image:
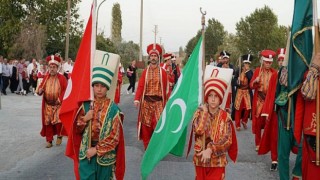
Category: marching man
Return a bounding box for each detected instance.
[250,50,278,170]
[134,43,168,149]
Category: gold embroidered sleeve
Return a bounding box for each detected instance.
[301,64,319,100]
[96,114,121,157]
[207,120,232,156]
[75,109,87,134]
[193,110,208,135]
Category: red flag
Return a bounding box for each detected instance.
[59,1,96,179]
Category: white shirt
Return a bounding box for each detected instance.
[27,62,39,75]
[63,62,73,73]
[2,63,11,77]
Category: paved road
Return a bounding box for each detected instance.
[0,84,296,180]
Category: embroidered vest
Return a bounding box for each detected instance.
[79,101,120,166]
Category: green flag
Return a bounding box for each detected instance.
[287,0,313,126]
[140,37,203,179]
[288,0,313,95]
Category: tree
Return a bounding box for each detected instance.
[0,0,25,56]
[184,18,226,65]
[115,41,139,69]
[96,32,116,53]
[205,18,227,60]
[178,46,184,57]
[111,3,122,44]
[235,5,288,67]
[0,0,83,59]
[217,33,241,66]
[8,15,47,60]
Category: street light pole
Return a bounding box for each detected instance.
[139,0,143,61]
[96,0,107,35]
[65,0,71,61]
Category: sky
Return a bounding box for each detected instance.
[78,0,295,54]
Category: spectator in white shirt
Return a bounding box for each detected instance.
[2,58,11,95]
[63,58,73,79]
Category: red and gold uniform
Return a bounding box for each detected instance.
[134,43,168,149]
[162,53,175,99]
[250,50,278,156]
[257,69,278,164]
[234,54,253,130]
[39,56,67,145]
[192,75,237,180]
[294,65,320,180]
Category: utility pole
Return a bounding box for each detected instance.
[65,0,71,61]
[139,0,143,61]
[96,0,107,35]
[153,25,158,45]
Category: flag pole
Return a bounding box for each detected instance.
[200,7,206,153]
[312,0,320,166]
[283,29,291,131]
[200,7,206,102]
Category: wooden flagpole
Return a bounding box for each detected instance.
[313,0,320,166]
[200,7,206,93]
[200,7,206,152]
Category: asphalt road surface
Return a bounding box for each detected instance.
[0,84,296,180]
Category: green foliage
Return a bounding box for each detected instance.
[218,33,242,66]
[111,3,122,44]
[235,5,288,68]
[184,18,226,65]
[0,0,25,56]
[96,32,117,53]
[0,0,83,59]
[115,41,139,69]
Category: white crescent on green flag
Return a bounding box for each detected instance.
[140,37,204,179]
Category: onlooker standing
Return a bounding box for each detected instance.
[2,58,11,95]
[27,58,39,94]
[209,57,217,66]
[0,56,3,93]
[126,60,137,95]
[16,58,26,94]
[63,58,73,79]
[35,65,47,94]
[9,60,18,93]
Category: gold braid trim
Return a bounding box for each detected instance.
[288,26,313,97]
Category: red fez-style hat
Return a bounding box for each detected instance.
[46,55,61,66]
[260,50,276,62]
[204,77,228,103]
[147,43,162,57]
[163,53,172,61]
[277,48,286,61]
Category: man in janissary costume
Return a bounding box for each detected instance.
[134,43,168,149]
[37,55,67,148]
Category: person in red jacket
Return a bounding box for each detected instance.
[295,52,320,180]
[134,43,168,149]
[162,53,175,99]
[37,55,67,148]
[114,65,123,104]
[258,48,291,174]
[250,50,278,170]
